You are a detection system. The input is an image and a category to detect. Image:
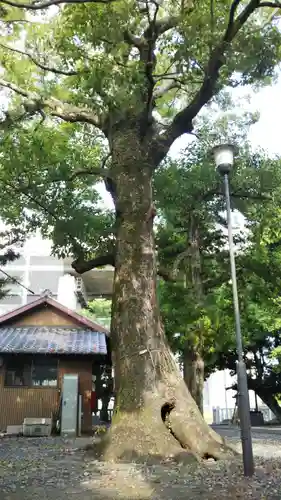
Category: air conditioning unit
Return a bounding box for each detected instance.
[22,418,52,437]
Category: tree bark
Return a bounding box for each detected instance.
[257,391,281,423]
[184,219,205,415]
[183,348,204,415]
[101,128,235,462]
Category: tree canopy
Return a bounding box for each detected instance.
[0,1,280,264]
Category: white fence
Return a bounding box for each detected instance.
[212,406,275,424]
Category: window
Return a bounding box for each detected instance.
[5,358,32,387]
[5,356,58,387]
[32,358,58,387]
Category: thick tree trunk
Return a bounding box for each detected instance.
[247,376,281,422]
[257,391,281,422]
[183,219,205,415]
[183,348,204,415]
[102,130,235,462]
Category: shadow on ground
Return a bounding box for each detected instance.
[76,449,201,500]
[1,435,281,499]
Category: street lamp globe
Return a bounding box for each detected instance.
[212,143,236,175]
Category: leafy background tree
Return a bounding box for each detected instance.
[0,0,281,460]
[81,298,112,421]
[82,298,111,329]
[155,109,281,415]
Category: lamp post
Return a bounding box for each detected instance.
[212,144,254,477]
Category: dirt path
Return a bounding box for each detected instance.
[0,434,280,499]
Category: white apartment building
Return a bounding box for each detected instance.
[0,233,113,315]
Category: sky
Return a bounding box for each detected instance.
[97,76,281,211]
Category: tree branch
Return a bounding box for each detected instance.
[0,0,116,9]
[0,78,102,128]
[153,80,181,99]
[123,31,143,49]
[123,12,181,131]
[143,15,179,38]
[72,252,175,281]
[0,43,80,76]
[69,165,110,181]
[0,18,34,24]
[124,15,179,50]
[170,0,259,132]
[149,0,262,165]
[72,254,115,274]
[0,78,29,98]
[68,151,112,180]
[231,191,271,201]
[47,99,102,126]
[157,267,176,282]
[202,187,271,202]
[259,1,281,6]
[225,0,243,38]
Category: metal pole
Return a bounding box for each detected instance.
[255,391,259,412]
[224,369,228,418]
[223,173,254,477]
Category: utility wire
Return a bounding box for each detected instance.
[0,267,35,294]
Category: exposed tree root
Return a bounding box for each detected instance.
[100,409,184,463]
[98,378,237,463]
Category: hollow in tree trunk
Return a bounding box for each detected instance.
[183,348,204,415]
[101,130,235,462]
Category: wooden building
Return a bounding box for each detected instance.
[0,295,111,434]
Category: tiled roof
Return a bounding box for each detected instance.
[0,327,107,355]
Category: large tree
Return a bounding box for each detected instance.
[155,110,281,414]
[0,0,281,460]
[209,194,281,421]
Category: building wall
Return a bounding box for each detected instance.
[0,355,93,433]
[0,235,114,315]
[0,387,58,431]
[0,362,58,431]
[0,305,95,433]
[0,239,70,314]
[203,369,264,415]
[11,308,82,327]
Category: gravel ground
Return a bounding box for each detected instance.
[0,429,280,499]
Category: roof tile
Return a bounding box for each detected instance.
[0,327,107,355]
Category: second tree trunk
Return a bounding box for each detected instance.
[183,348,204,415]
